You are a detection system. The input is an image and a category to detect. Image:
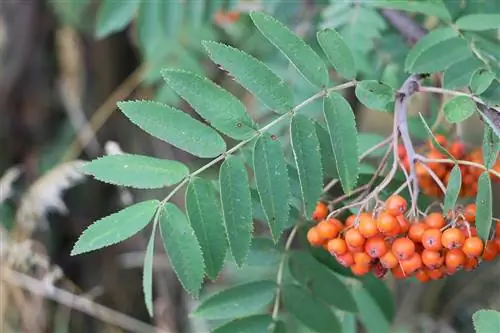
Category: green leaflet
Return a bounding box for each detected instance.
[194,280,276,319]
[137,0,163,60]
[81,154,188,189]
[161,0,183,38]
[290,115,324,217]
[443,96,477,124]
[483,126,500,169]
[456,14,500,31]
[282,284,341,333]
[143,222,157,317]
[470,69,495,95]
[475,172,493,242]
[355,80,395,112]
[250,11,329,88]
[409,37,472,74]
[404,28,458,72]
[71,200,159,255]
[118,100,226,158]
[95,0,139,38]
[159,203,205,298]
[443,57,483,90]
[219,156,253,267]
[443,165,462,214]
[473,309,500,333]
[323,93,359,193]
[358,275,395,322]
[161,69,258,140]
[186,0,205,29]
[185,178,227,280]
[315,123,338,178]
[202,41,294,114]
[317,28,357,79]
[253,135,291,242]
[418,113,456,161]
[288,251,357,313]
[211,315,273,333]
[352,285,391,333]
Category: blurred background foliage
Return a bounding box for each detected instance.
[1,0,500,332]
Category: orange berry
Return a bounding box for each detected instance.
[385,195,408,216]
[449,141,465,159]
[464,256,479,271]
[495,238,500,251]
[397,216,411,234]
[415,269,430,282]
[441,228,465,249]
[307,227,323,246]
[421,249,444,269]
[377,212,399,235]
[445,249,466,270]
[336,252,355,267]
[327,238,347,255]
[400,252,422,275]
[364,236,388,258]
[312,202,328,221]
[351,263,370,276]
[347,243,364,253]
[316,220,339,240]
[354,252,372,266]
[429,134,448,149]
[327,218,344,231]
[358,215,379,238]
[345,229,366,248]
[482,241,498,261]
[421,229,443,251]
[397,144,407,159]
[462,236,484,257]
[392,237,416,260]
[425,212,446,229]
[380,251,398,269]
[459,225,477,238]
[463,204,476,223]
[427,268,444,280]
[391,265,407,279]
[408,223,429,243]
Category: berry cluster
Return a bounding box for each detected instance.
[399,136,500,198]
[308,198,500,281]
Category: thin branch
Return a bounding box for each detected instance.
[416,154,500,179]
[380,9,426,44]
[415,160,447,194]
[1,267,164,333]
[419,86,500,114]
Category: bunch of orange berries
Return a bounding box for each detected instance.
[398,136,500,198]
[308,198,500,282]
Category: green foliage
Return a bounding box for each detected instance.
[317,28,357,80]
[443,165,462,213]
[143,222,157,317]
[315,123,338,179]
[483,127,500,169]
[282,284,341,333]
[323,93,359,193]
[473,309,500,333]
[456,14,500,31]
[355,81,395,111]
[159,203,205,298]
[443,57,483,90]
[470,69,495,95]
[95,0,139,38]
[443,96,477,124]
[219,156,253,267]
[81,154,189,189]
[211,315,273,333]
[418,113,456,161]
[352,284,390,333]
[185,178,227,280]
[250,11,329,88]
[118,101,226,158]
[194,281,276,319]
[475,172,493,242]
[161,69,258,140]
[253,135,291,242]
[290,115,323,217]
[71,200,159,255]
[202,41,294,114]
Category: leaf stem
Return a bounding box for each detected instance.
[419,86,500,113]
[415,154,500,179]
